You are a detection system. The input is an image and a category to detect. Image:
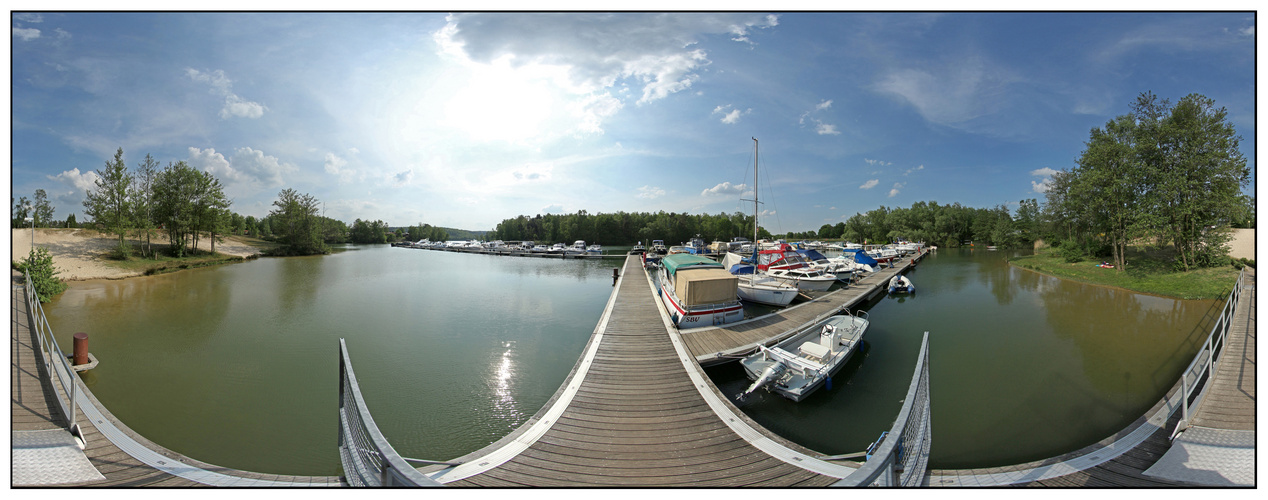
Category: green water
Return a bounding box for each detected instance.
[45,246,1221,474]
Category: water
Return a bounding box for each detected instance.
[45,246,1221,474]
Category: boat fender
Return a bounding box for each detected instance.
[826,377,832,391]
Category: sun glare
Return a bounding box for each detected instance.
[442,62,560,144]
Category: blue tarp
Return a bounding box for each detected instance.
[729,264,755,275]
[796,249,829,262]
[841,248,879,267]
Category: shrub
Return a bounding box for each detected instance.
[1059,239,1084,263]
[14,247,67,302]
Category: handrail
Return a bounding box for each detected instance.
[834,331,932,487]
[1172,267,1247,438]
[337,339,443,487]
[21,270,83,442]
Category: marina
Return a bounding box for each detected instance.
[17,247,1247,487]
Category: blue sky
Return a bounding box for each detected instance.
[8,12,1257,234]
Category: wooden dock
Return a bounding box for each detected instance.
[11,271,341,487]
[683,250,926,366]
[423,255,863,486]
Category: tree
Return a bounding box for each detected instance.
[132,153,161,257]
[32,189,55,228]
[65,213,77,228]
[13,196,30,227]
[152,161,200,257]
[269,188,327,255]
[83,148,134,254]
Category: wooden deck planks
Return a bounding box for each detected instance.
[1191,271,1255,430]
[448,255,839,487]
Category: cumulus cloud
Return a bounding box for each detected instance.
[859,179,880,190]
[888,182,905,198]
[188,146,295,191]
[637,185,666,199]
[1031,167,1057,193]
[903,164,924,176]
[186,68,267,119]
[13,27,39,41]
[701,181,747,196]
[14,13,43,23]
[864,158,892,166]
[435,13,778,106]
[47,168,101,208]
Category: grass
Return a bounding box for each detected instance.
[1009,247,1242,300]
[106,250,254,276]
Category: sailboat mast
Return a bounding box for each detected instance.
[752,137,759,256]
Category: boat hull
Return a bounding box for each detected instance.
[735,276,797,307]
[739,314,868,402]
[659,280,743,327]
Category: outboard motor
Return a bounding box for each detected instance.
[737,361,786,400]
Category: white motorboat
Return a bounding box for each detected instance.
[586,244,603,254]
[721,253,797,307]
[888,275,915,294]
[737,311,869,402]
[766,266,836,292]
[797,249,855,283]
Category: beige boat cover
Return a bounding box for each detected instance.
[674,267,739,306]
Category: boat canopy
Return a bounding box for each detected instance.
[796,249,829,262]
[662,253,723,275]
[841,248,879,267]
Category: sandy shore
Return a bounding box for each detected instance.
[11,228,264,281]
[1227,228,1255,261]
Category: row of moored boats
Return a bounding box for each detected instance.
[397,239,604,255]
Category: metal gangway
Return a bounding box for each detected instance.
[1171,267,1249,437]
[20,271,85,443]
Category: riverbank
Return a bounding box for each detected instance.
[1009,247,1243,300]
[10,228,270,281]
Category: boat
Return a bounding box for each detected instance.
[650,240,667,255]
[629,241,646,255]
[656,253,743,328]
[737,311,869,402]
[755,249,836,292]
[721,252,797,307]
[796,249,855,283]
[888,275,914,294]
[586,244,603,254]
[548,243,567,254]
[530,244,549,253]
[568,240,587,254]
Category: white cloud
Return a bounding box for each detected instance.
[1030,167,1057,193]
[14,13,43,23]
[324,152,359,184]
[799,98,840,135]
[1240,26,1255,36]
[815,123,840,135]
[47,168,101,209]
[435,13,778,106]
[814,99,833,111]
[541,203,565,214]
[903,164,924,176]
[864,158,893,167]
[874,56,1019,129]
[13,27,40,41]
[701,181,747,196]
[188,146,295,191]
[888,182,905,198]
[712,104,750,124]
[186,68,267,120]
[859,179,879,190]
[637,185,666,199]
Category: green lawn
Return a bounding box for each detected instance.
[1009,248,1242,300]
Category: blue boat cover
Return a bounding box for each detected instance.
[729,264,755,275]
[842,249,879,266]
[796,249,829,262]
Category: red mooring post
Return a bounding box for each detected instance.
[73,332,89,366]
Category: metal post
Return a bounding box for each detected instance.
[73,333,89,366]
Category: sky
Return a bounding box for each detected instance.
[8,11,1258,235]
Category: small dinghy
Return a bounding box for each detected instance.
[737,311,869,402]
[888,275,914,294]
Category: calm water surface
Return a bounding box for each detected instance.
[46,246,1221,474]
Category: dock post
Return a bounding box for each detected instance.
[73,332,89,366]
[612,268,619,286]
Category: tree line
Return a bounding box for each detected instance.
[492,211,770,246]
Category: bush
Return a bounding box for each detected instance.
[13,247,67,302]
[1059,239,1084,263]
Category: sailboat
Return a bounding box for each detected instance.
[730,138,798,307]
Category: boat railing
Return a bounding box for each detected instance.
[834,331,931,487]
[1171,267,1247,438]
[20,270,84,442]
[337,339,443,487]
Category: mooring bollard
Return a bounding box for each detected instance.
[612,268,619,286]
[73,332,89,366]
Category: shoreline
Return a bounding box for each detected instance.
[11,228,267,282]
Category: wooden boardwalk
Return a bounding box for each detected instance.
[683,250,925,366]
[1191,268,1255,430]
[929,269,1256,487]
[431,255,857,487]
[11,271,341,487]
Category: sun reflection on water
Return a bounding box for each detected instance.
[489,341,522,423]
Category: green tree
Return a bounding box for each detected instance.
[13,196,31,227]
[269,188,327,255]
[83,148,134,254]
[65,213,77,228]
[132,153,161,257]
[32,189,55,228]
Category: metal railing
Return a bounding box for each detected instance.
[337,339,443,487]
[1172,268,1247,438]
[21,270,83,442]
[834,331,932,487]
